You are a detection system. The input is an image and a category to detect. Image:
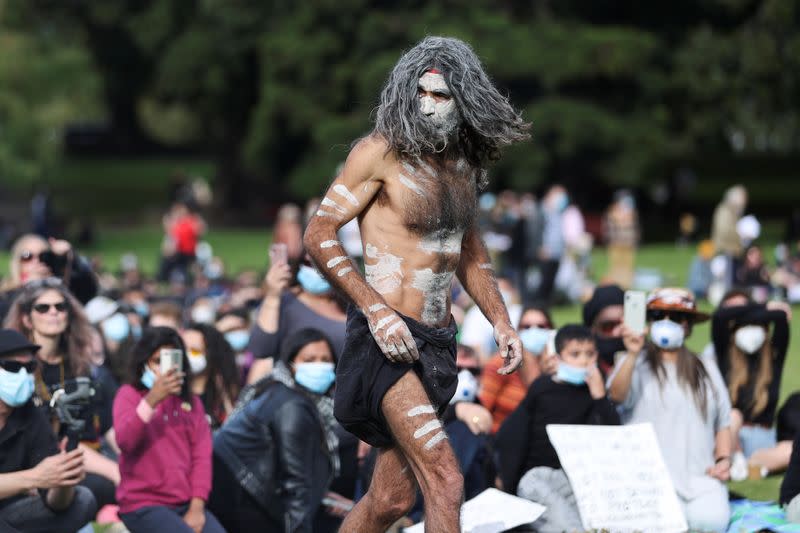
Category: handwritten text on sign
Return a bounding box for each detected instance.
[546,423,687,533]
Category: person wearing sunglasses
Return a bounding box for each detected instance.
[0,234,98,324]
[608,288,732,532]
[3,281,120,516]
[479,306,554,434]
[0,328,97,532]
[582,284,626,375]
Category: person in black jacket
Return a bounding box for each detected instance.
[711,299,792,479]
[495,325,619,533]
[0,234,98,323]
[209,328,341,533]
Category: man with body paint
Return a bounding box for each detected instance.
[304,36,530,532]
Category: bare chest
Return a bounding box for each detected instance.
[380,158,477,237]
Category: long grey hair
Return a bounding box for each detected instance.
[374,36,530,174]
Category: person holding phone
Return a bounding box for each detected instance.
[246,242,347,383]
[607,288,732,532]
[0,234,98,323]
[0,329,96,533]
[113,327,224,533]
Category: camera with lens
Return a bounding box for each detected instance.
[49,377,95,451]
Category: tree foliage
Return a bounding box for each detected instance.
[3,0,799,207]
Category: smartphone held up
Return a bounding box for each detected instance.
[623,290,647,335]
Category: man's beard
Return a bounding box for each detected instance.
[417,114,461,152]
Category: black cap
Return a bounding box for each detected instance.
[582,285,625,327]
[0,329,40,358]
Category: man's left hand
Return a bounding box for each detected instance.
[48,238,72,257]
[494,323,522,375]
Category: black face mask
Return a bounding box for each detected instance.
[595,336,626,366]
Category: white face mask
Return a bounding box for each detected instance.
[418,72,459,135]
[649,319,685,350]
[187,352,207,374]
[734,325,766,354]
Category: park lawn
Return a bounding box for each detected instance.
[1,230,797,502]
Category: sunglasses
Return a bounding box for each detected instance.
[18,250,45,263]
[0,360,38,373]
[32,302,68,314]
[648,310,693,323]
[596,319,622,335]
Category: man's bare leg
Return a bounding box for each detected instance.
[381,371,464,532]
[339,447,417,533]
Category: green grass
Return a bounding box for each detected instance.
[1,231,796,502]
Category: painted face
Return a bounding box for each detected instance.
[418,71,459,135]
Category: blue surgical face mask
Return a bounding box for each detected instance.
[556,362,588,385]
[102,313,130,342]
[225,330,250,352]
[141,366,156,389]
[297,265,332,295]
[133,301,149,318]
[0,368,35,407]
[649,319,685,350]
[294,361,335,394]
[520,327,552,356]
[131,323,143,340]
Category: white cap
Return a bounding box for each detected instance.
[84,296,119,325]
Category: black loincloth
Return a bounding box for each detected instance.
[333,305,458,448]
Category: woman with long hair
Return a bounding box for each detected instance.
[209,328,341,533]
[113,326,223,533]
[608,288,732,532]
[711,296,791,479]
[3,277,119,510]
[181,322,241,430]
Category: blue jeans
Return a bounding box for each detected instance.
[740,425,778,458]
[120,503,225,533]
[0,486,96,533]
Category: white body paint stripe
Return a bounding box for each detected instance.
[326,256,348,268]
[424,431,448,450]
[316,210,341,219]
[337,267,353,277]
[320,240,340,248]
[368,304,386,313]
[321,197,347,214]
[332,184,359,207]
[407,405,436,417]
[418,232,462,254]
[478,262,493,270]
[374,315,398,330]
[385,321,403,336]
[414,419,442,439]
[398,174,425,196]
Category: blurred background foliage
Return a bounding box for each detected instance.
[1,0,798,217]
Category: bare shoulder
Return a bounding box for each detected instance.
[345,134,395,181]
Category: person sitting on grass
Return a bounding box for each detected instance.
[495,324,619,532]
[608,288,732,533]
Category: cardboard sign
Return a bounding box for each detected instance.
[405,488,545,533]
[546,423,687,533]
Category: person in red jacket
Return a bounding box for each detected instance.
[113,326,223,533]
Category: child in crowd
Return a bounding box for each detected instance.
[609,288,732,533]
[113,327,224,533]
[496,324,619,533]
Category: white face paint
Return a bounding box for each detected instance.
[418,71,459,134]
[364,243,404,294]
[411,268,455,325]
[418,230,463,255]
[407,404,436,417]
[332,184,359,207]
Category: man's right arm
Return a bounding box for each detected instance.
[303,136,419,362]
